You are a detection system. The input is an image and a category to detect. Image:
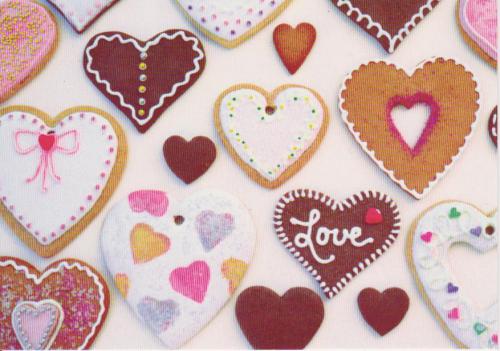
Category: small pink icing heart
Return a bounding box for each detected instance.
[169,261,210,303]
[447,307,460,320]
[0,0,58,102]
[128,190,169,217]
[420,232,433,243]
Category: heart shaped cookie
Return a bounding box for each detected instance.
[0,257,109,349]
[274,189,400,299]
[407,201,498,348]
[163,136,216,184]
[333,0,441,53]
[236,286,324,349]
[101,189,255,348]
[489,107,497,147]
[0,0,58,103]
[84,30,206,133]
[175,0,293,48]
[47,0,119,33]
[215,84,329,189]
[339,58,479,199]
[0,106,127,257]
[458,0,497,67]
[273,23,317,74]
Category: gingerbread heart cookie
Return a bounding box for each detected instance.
[84,30,206,133]
[215,84,329,189]
[236,286,324,349]
[273,23,317,74]
[101,189,255,348]
[458,0,497,67]
[339,58,479,199]
[0,0,58,103]
[0,257,109,349]
[0,106,127,257]
[407,202,498,348]
[175,0,293,48]
[47,0,119,33]
[274,189,400,299]
[333,0,441,53]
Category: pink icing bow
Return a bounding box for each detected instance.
[15,130,79,192]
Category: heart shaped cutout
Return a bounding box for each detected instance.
[0,106,126,257]
[274,189,400,299]
[84,30,206,133]
[333,0,441,53]
[175,0,293,48]
[0,257,109,349]
[47,0,119,33]
[458,0,497,67]
[339,58,479,199]
[0,0,58,103]
[215,84,329,189]
[101,189,255,348]
[407,201,498,348]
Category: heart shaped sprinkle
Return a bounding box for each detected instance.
[447,283,459,294]
[420,232,433,243]
[474,322,487,335]
[470,226,482,237]
[449,207,461,219]
[448,308,460,320]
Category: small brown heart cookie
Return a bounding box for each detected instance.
[273,23,316,74]
[274,189,400,299]
[339,58,479,199]
[358,287,410,336]
[236,286,324,349]
[163,136,216,184]
[333,0,441,53]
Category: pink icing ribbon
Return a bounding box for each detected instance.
[15,130,79,192]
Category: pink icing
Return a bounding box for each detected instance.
[128,190,169,217]
[461,0,497,60]
[169,261,210,303]
[19,309,55,348]
[0,0,57,99]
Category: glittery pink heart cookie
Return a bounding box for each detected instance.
[0,0,58,103]
[47,0,119,33]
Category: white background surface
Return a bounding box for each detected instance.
[0,0,497,348]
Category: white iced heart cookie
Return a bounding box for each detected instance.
[215,84,329,189]
[175,0,293,48]
[407,201,498,348]
[0,106,126,257]
[101,189,255,348]
[47,0,119,33]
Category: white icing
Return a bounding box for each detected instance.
[219,87,325,181]
[0,111,119,245]
[411,202,498,348]
[85,31,205,127]
[48,0,117,32]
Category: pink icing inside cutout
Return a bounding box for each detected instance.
[386,92,440,157]
[0,0,57,99]
[169,261,210,303]
[128,190,169,217]
[462,0,497,60]
[19,309,55,348]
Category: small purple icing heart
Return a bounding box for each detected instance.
[196,210,235,251]
[447,283,459,294]
[470,226,482,237]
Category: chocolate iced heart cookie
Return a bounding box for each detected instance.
[84,30,206,133]
[274,189,400,299]
[489,107,497,147]
[339,58,479,199]
[101,189,255,348]
[333,0,441,53]
[273,23,317,74]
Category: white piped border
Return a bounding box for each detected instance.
[273,189,401,299]
[0,259,107,350]
[338,57,481,200]
[335,0,440,53]
[85,31,205,126]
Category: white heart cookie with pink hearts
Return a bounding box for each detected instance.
[100,189,255,348]
[408,202,498,348]
[0,107,126,257]
[176,0,293,48]
[215,84,329,189]
[47,0,119,33]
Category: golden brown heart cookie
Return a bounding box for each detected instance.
[339,58,479,199]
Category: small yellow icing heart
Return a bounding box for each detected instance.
[130,223,170,264]
[221,258,248,294]
[115,273,129,298]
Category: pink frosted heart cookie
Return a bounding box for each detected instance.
[0,0,58,103]
[458,0,497,67]
[101,189,256,348]
[47,0,119,33]
[0,106,127,257]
